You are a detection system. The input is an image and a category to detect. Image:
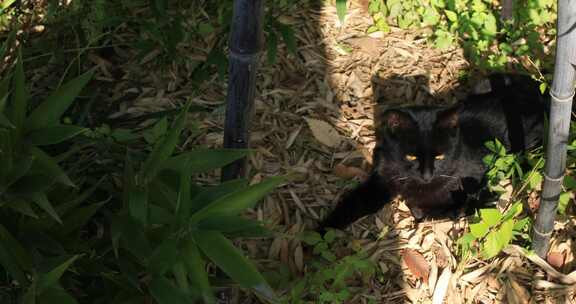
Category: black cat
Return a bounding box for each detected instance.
[320,74,546,230]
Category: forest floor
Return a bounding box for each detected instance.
[85,0,576,303]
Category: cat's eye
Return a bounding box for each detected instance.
[435,154,445,160]
[405,154,417,161]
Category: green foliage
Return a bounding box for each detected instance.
[458,202,530,259]
[281,230,375,303]
[360,0,556,73]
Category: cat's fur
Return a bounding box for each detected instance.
[320,74,546,230]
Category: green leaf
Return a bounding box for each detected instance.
[149,277,190,304]
[299,231,323,246]
[7,199,38,218]
[162,149,250,174]
[198,216,270,238]
[37,255,80,293]
[111,214,152,262]
[479,209,502,227]
[141,103,190,182]
[0,228,28,284]
[276,23,297,55]
[37,287,78,304]
[31,192,62,224]
[564,175,576,190]
[189,176,283,224]
[469,221,489,238]
[336,0,347,23]
[558,192,572,215]
[26,125,86,146]
[12,50,28,130]
[539,82,548,94]
[128,186,149,226]
[31,147,75,187]
[181,240,216,304]
[0,224,32,271]
[482,230,499,259]
[498,219,514,247]
[194,231,275,300]
[57,200,107,236]
[445,10,458,22]
[148,238,179,275]
[266,31,278,65]
[189,178,249,214]
[26,69,94,131]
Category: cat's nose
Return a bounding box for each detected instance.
[422,170,433,182]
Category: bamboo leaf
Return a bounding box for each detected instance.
[128,186,149,227]
[31,192,62,224]
[0,232,27,284]
[111,214,151,262]
[12,50,28,130]
[57,200,108,236]
[162,149,250,174]
[38,287,78,304]
[31,147,75,187]
[181,240,215,304]
[141,103,190,182]
[26,69,95,131]
[189,176,283,224]
[336,0,347,23]
[276,23,297,55]
[26,125,86,146]
[198,216,270,238]
[0,224,32,271]
[149,277,190,304]
[194,231,275,299]
[148,238,179,275]
[189,179,249,213]
[37,255,80,293]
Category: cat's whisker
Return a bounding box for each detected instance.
[438,174,458,179]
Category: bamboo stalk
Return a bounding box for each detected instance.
[532,0,576,258]
[221,0,264,181]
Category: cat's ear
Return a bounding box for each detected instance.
[382,110,415,132]
[437,106,460,129]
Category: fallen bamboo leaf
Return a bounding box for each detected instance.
[402,249,430,283]
[304,118,342,148]
[333,163,368,180]
[432,267,452,304]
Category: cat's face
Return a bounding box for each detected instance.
[374,106,460,184]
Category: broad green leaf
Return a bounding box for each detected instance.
[528,171,543,190]
[189,176,283,224]
[38,287,78,304]
[31,147,75,187]
[148,238,179,275]
[198,216,270,238]
[276,23,297,55]
[194,231,275,300]
[0,224,32,271]
[4,153,34,187]
[189,178,249,214]
[12,50,28,130]
[266,31,278,65]
[141,103,190,182]
[0,231,27,283]
[469,221,489,238]
[181,240,215,304]
[336,0,347,23]
[36,255,80,293]
[445,10,458,22]
[299,231,323,246]
[57,200,107,236]
[26,69,95,131]
[479,209,502,227]
[31,192,62,224]
[128,186,149,226]
[498,219,514,248]
[149,277,190,304]
[513,217,531,232]
[26,125,86,146]
[162,149,250,174]
[482,230,499,259]
[502,201,523,221]
[172,262,190,294]
[7,199,38,218]
[111,215,151,262]
[558,192,572,215]
[564,175,576,190]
